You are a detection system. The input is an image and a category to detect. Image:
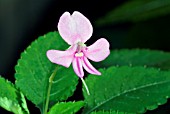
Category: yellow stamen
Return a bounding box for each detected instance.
[75,52,84,57]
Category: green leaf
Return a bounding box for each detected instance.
[48,101,84,114]
[91,110,133,114]
[0,76,29,114]
[93,49,170,70]
[15,32,79,110]
[83,66,170,114]
[96,0,170,26]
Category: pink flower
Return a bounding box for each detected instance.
[47,11,110,78]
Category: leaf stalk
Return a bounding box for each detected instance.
[44,67,58,114]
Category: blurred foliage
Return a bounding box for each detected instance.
[94,0,170,52]
[95,0,170,27]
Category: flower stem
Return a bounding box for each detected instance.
[81,78,90,95]
[44,67,58,114]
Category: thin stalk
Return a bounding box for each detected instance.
[44,67,58,114]
[81,78,90,95]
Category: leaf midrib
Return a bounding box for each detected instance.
[86,79,170,114]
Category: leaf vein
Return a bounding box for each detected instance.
[87,80,170,113]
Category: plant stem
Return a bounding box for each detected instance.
[44,67,58,114]
[81,78,90,95]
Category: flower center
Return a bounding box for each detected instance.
[74,42,86,57]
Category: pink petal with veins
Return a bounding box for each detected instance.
[82,57,101,75]
[46,46,76,67]
[58,11,93,45]
[85,38,110,62]
[72,57,84,78]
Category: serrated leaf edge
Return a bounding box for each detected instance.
[0,97,24,114]
[48,101,84,114]
[14,33,54,105]
[84,67,170,114]
[0,76,29,114]
[91,110,134,114]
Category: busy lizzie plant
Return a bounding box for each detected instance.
[1,11,170,114]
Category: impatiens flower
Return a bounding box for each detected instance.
[47,11,110,94]
[47,11,110,77]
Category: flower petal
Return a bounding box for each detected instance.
[72,57,84,78]
[58,11,93,45]
[82,57,101,75]
[85,38,110,62]
[46,46,76,67]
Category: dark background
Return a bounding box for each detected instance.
[0,0,170,113]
